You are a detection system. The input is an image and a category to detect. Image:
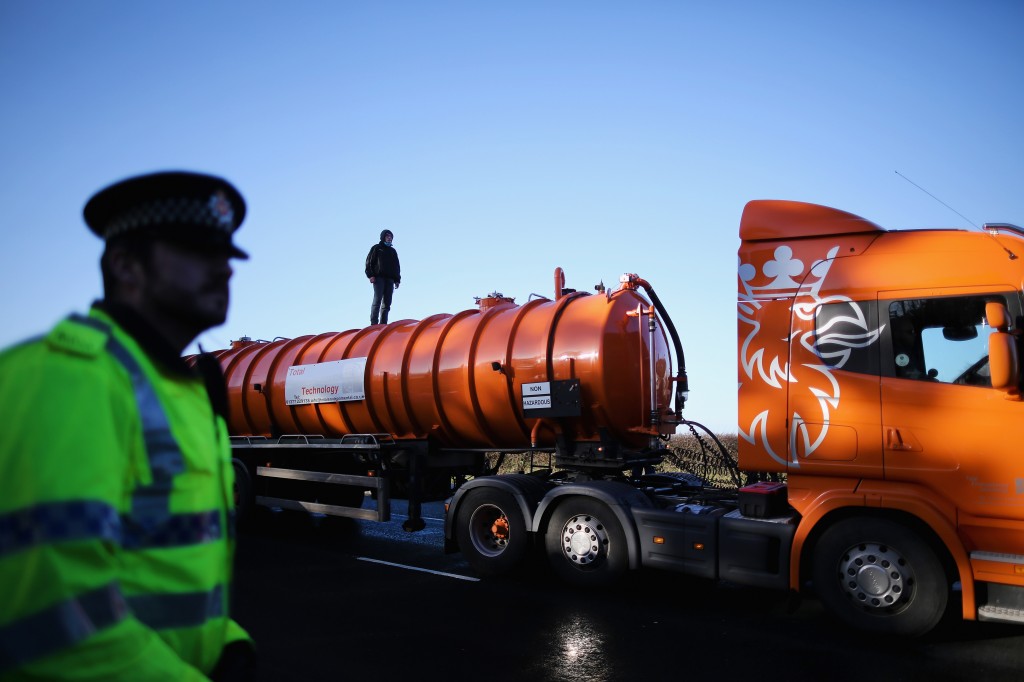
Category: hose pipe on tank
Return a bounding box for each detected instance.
[630,276,689,420]
[530,419,561,449]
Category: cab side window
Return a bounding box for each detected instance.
[813,300,880,375]
[885,295,1007,386]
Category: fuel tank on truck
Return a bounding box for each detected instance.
[204,269,675,455]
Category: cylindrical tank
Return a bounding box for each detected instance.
[206,273,673,452]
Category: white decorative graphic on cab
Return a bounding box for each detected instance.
[738,245,882,467]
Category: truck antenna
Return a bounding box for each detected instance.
[896,170,1017,260]
[894,170,981,230]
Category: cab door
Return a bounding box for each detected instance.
[786,298,884,478]
[878,289,1024,528]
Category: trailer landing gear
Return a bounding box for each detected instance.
[232,459,254,527]
[403,517,426,532]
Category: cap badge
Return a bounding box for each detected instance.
[208,190,235,229]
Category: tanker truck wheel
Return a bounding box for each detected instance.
[812,517,949,637]
[545,498,628,588]
[456,488,528,577]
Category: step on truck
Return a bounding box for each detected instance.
[199,200,1024,637]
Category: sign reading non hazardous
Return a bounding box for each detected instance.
[523,395,552,409]
[520,379,581,417]
[285,358,367,405]
[522,382,552,410]
[522,382,551,399]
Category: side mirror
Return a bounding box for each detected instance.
[987,303,1019,395]
[986,301,1011,329]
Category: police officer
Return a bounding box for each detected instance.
[365,229,401,325]
[0,171,255,680]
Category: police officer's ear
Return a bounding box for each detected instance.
[100,237,151,297]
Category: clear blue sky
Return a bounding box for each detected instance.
[1,1,1021,433]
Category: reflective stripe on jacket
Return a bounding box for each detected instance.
[0,309,250,680]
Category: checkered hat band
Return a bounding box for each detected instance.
[104,196,235,239]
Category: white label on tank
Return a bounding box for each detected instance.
[522,382,550,396]
[522,396,552,410]
[285,358,367,405]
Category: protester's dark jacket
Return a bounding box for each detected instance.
[365,242,401,282]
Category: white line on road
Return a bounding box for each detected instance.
[357,557,480,582]
[389,514,445,523]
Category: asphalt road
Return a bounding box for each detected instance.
[232,501,1024,682]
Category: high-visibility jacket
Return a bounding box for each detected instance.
[0,308,251,680]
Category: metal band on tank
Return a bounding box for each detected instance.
[333,326,377,435]
[429,309,479,443]
[544,292,588,380]
[273,335,318,435]
[400,314,452,436]
[466,301,515,445]
[212,337,275,437]
[501,299,548,438]
[361,324,402,434]
[305,331,348,435]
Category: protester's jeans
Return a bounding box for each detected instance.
[370,277,395,325]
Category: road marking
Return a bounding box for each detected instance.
[388,514,445,523]
[357,557,480,582]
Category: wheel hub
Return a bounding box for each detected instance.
[469,504,510,557]
[561,513,609,565]
[491,517,510,541]
[837,541,913,609]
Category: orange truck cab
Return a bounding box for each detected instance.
[738,200,1024,635]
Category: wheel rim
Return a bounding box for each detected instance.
[560,513,610,566]
[836,541,915,609]
[468,504,511,558]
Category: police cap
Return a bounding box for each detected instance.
[84,170,248,259]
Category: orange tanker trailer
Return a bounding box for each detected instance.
[199,268,688,530]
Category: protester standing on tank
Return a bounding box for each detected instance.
[365,229,401,325]
[0,171,255,681]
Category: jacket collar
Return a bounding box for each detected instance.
[92,300,195,377]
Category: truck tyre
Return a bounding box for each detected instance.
[545,498,628,588]
[456,488,529,577]
[812,517,949,637]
